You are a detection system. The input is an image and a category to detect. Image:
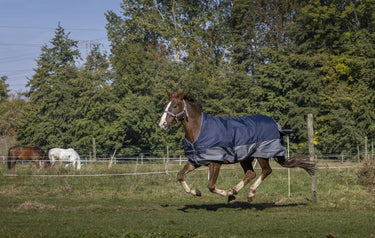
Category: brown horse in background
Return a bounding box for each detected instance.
[159,90,315,203]
[8,146,50,169]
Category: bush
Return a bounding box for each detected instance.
[357,159,375,192]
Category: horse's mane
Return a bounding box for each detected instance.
[183,94,202,111]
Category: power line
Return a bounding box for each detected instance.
[0,56,37,64]
[0,53,37,61]
[0,25,106,32]
[0,38,108,48]
[0,42,43,48]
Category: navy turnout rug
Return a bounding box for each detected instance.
[184,113,286,166]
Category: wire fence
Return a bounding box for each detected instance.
[2,156,188,165]
[1,154,366,178]
[2,151,373,166]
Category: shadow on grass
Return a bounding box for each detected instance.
[176,202,307,212]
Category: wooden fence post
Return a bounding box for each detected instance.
[165,146,169,174]
[372,140,374,161]
[287,134,291,198]
[92,137,96,161]
[357,145,360,162]
[365,136,368,161]
[108,149,117,169]
[307,114,317,203]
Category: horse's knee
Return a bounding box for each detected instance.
[268,167,272,175]
[264,168,272,177]
[244,171,256,184]
[177,171,184,182]
[250,171,257,179]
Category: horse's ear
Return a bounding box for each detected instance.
[166,90,171,99]
[178,90,185,99]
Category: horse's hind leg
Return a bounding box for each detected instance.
[208,161,257,202]
[227,159,257,202]
[248,158,272,202]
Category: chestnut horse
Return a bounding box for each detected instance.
[159,90,315,203]
[8,146,50,169]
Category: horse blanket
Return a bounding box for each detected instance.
[184,113,286,166]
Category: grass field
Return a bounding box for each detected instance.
[0,160,374,238]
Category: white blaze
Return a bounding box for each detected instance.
[159,102,171,129]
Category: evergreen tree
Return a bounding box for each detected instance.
[0,76,18,136]
[72,44,117,155]
[9,0,374,156]
[105,0,234,153]
[290,0,375,153]
[0,76,9,103]
[18,23,80,148]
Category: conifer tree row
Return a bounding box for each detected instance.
[3,0,373,156]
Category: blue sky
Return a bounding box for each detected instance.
[0,0,122,93]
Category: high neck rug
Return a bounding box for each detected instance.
[184,113,286,166]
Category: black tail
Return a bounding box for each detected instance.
[7,148,12,169]
[275,155,316,176]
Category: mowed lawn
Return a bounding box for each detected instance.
[0,161,374,238]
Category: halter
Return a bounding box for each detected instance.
[165,99,189,123]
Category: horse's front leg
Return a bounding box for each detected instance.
[177,163,201,196]
[50,157,56,167]
[32,160,40,169]
[77,161,82,170]
[31,160,40,171]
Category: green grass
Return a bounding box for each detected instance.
[0,161,374,238]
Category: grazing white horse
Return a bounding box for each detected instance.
[49,148,82,170]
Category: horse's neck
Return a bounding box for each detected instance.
[182,101,202,143]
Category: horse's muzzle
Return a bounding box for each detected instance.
[159,121,169,130]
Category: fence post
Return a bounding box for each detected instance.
[307,114,317,203]
[365,136,368,161]
[109,149,117,169]
[92,138,96,161]
[357,145,360,162]
[165,146,169,174]
[287,134,291,198]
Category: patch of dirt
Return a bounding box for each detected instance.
[17,201,56,211]
[274,197,302,205]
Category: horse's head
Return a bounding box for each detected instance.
[42,153,51,169]
[159,90,188,130]
[43,160,51,169]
